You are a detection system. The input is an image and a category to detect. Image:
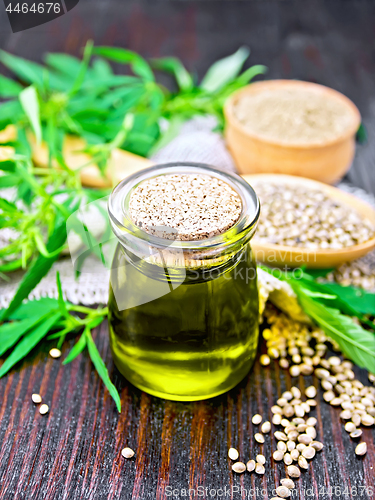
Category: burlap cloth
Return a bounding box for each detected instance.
[1,116,374,307]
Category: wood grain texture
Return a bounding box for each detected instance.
[0,320,374,499]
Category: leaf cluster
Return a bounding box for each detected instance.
[0,272,120,411]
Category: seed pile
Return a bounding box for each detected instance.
[263,306,374,456]
[234,87,354,144]
[328,256,375,292]
[129,174,242,241]
[253,183,374,249]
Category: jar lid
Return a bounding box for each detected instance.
[108,163,260,270]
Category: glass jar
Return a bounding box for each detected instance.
[108,163,260,401]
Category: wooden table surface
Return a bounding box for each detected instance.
[1,1,375,499]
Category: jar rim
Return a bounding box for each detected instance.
[108,162,260,250]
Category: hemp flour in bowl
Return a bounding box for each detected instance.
[224,80,361,183]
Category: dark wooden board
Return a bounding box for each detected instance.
[0,321,374,499]
[1,1,375,498]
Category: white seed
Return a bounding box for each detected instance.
[306,399,317,407]
[283,405,295,418]
[271,405,283,415]
[330,397,343,407]
[298,456,309,470]
[247,459,256,472]
[272,414,282,425]
[281,478,295,490]
[323,390,335,402]
[306,417,317,426]
[255,463,265,474]
[296,424,307,433]
[275,431,288,442]
[315,368,330,379]
[298,434,312,445]
[302,446,316,459]
[355,442,367,456]
[273,450,285,461]
[289,365,300,377]
[252,414,262,425]
[277,441,287,452]
[49,348,62,359]
[287,440,296,451]
[39,404,49,415]
[228,448,239,460]
[328,356,341,366]
[288,430,299,441]
[305,386,317,398]
[121,447,135,459]
[281,418,291,428]
[276,485,291,498]
[352,414,361,427]
[282,391,293,401]
[344,422,356,433]
[232,462,246,473]
[261,421,271,434]
[256,454,266,465]
[291,449,300,461]
[296,443,306,453]
[280,358,290,369]
[283,453,293,465]
[311,441,324,451]
[254,433,265,443]
[305,427,317,439]
[361,414,375,426]
[260,354,271,366]
[291,388,301,399]
[32,394,42,404]
[350,429,363,439]
[287,465,301,478]
[340,410,352,420]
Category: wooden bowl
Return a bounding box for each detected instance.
[225,80,361,184]
[242,174,375,268]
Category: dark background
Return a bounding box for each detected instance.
[0,2,375,499]
[0,0,375,193]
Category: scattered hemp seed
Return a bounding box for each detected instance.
[287,465,301,478]
[246,459,256,472]
[255,463,265,475]
[252,414,263,425]
[350,429,363,439]
[232,462,246,473]
[260,354,271,366]
[39,404,49,415]
[49,348,62,359]
[298,456,309,470]
[261,421,271,434]
[122,447,135,459]
[254,433,265,444]
[273,450,284,461]
[276,485,291,498]
[31,394,42,404]
[345,422,356,433]
[228,448,239,460]
[305,386,317,399]
[256,454,266,465]
[302,447,316,460]
[310,441,324,451]
[355,442,367,456]
[281,478,295,490]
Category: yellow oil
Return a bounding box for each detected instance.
[108,244,259,400]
